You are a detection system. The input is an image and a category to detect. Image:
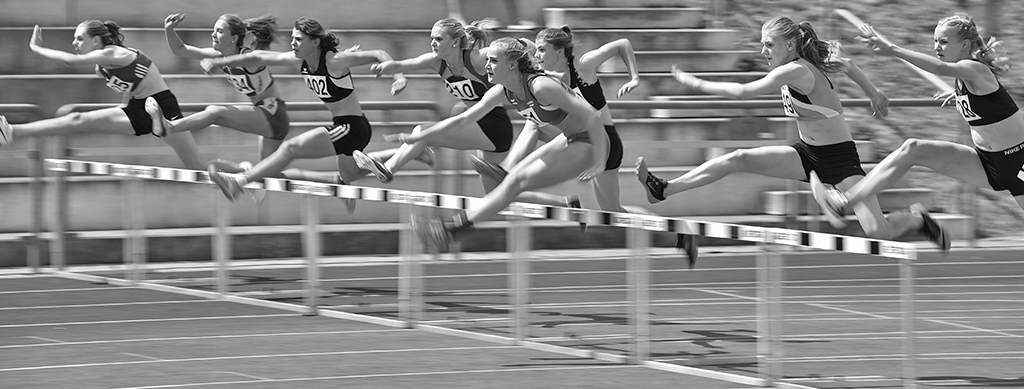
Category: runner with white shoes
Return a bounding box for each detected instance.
[811,16,1022,252]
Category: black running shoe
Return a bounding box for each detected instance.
[911,203,950,253]
[353,150,394,183]
[470,154,508,183]
[634,157,666,203]
[565,194,587,233]
[809,171,849,229]
[410,214,453,253]
[676,234,699,269]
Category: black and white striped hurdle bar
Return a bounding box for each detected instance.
[44,158,917,260]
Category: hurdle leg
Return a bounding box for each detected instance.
[212,188,231,295]
[900,258,918,389]
[302,194,321,316]
[121,175,146,283]
[627,226,651,364]
[507,215,530,343]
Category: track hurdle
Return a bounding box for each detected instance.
[42,158,920,388]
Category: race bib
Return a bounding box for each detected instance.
[226,74,256,95]
[954,93,982,122]
[444,78,481,100]
[105,75,133,93]
[304,75,332,99]
[780,85,799,117]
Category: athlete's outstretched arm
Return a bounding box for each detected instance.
[838,57,889,117]
[671,62,809,100]
[578,39,640,97]
[163,13,221,59]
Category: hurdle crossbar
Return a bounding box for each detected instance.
[42,158,919,388]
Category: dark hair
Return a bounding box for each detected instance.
[80,20,125,46]
[938,14,1012,76]
[244,14,279,50]
[294,16,339,52]
[536,25,575,60]
[491,37,542,74]
[762,17,841,73]
[434,17,493,50]
[218,14,247,51]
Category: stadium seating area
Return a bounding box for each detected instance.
[0,0,971,265]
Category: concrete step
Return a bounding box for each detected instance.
[544,7,705,29]
[0,0,448,29]
[0,72,767,115]
[599,50,760,73]
[0,27,742,76]
[570,29,739,52]
[762,188,938,216]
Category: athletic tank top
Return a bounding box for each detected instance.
[300,49,354,103]
[568,57,607,110]
[504,74,570,127]
[779,58,842,120]
[221,48,275,99]
[953,75,1019,126]
[96,47,153,94]
[439,50,492,101]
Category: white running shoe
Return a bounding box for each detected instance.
[353,150,393,183]
[144,97,172,137]
[808,171,848,229]
[0,115,12,147]
[416,147,436,168]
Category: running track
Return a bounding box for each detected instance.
[2,244,1022,388]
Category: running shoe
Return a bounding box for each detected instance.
[809,170,849,229]
[565,194,587,232]
[207,164,243,202]
[470,154,508,183]
[353,150,393,183]
[144,97,173,138]
[0,114,12,147]
[410,214,452,253]
[676,234,699,269]
[416,147,436,168]
[634,157,666,203]
[910,203,950,253]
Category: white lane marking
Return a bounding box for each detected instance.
[0,314,296,328]
[0,329,410,349]
[106,365,638,389]
[23,336,65,343]
[808,304,893,320]
[0,300,211,311]
[122,353,164,361]
[0,346,519,372]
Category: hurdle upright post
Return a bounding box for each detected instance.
[302,194,321,316]
[27,137,43,272]
[212,189,231,295]
[627,225,651,363]
[900,257,918,389]
[508,213,531,343]
[120,172,146,283]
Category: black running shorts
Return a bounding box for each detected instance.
[791,139,866,185]
[123,90,183,136]
[976,140,1024,196]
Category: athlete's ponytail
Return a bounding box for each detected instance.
[80,20,125,47]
